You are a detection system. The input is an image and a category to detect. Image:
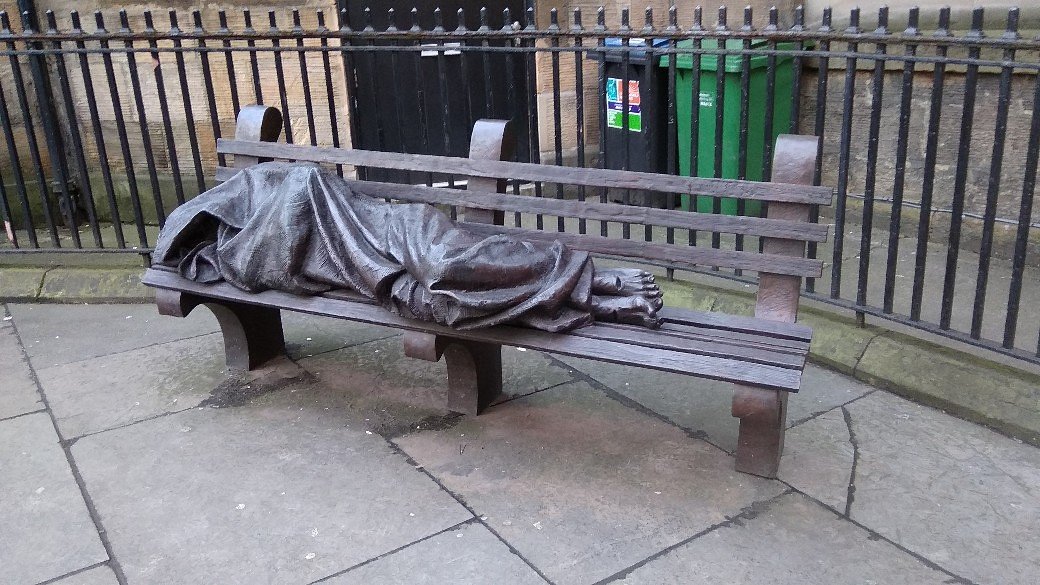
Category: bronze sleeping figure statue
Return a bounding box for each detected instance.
[153,162,663,332]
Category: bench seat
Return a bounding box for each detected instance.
[143,266,810,392]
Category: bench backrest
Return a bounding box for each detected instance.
[213,105,829,322]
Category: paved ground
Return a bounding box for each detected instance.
[2,302,1038,585]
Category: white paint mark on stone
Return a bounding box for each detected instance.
[305,552,316,560]
[236,503,245,510]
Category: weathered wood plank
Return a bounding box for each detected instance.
[571,324,806,369]
[462,223,824,278]
[656,307,813,341]
[215,139,834,205]
[142,269,803,391]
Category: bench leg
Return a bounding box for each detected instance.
[156,288,285,371]
[732,386,788,478]
[443,341,502,415]
[402,332,502,415]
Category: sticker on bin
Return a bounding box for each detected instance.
[605,78,640,105]
[606,103,642,131]
[606,78,642,131]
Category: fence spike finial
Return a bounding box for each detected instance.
[967,6,983,38]
[572,8,583,32]
[143,10,154,33]
[693,6,703,30]
[433,7,444,32]
[820,6,832,31]
[1003,7,1020,40]
[387,7,397,32]
[905,6,919,35]
[742,5,753,31]
[596,6,605,31]
[874,6,888,34]
[456,8,468,32]
[412,7,422,33]
[765,6,778,31]
[644,6,655,32]
[716,5,727,31]
[69,10,81,32]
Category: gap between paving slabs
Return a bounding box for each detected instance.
[3,263,1038,448]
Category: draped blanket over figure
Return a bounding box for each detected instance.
[153,162,600,332]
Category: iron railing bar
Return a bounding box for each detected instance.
[940,7,984,331]
[120,11,165,228]
[1004,63,1040,350]
[856,8,889,325]
[971,8,1019,340]
[144,11,185,207]
[2,12,59,247]
[70,11,122,247]
[883,8,920,314]
[46,10,102,247]
[96,11,148,248]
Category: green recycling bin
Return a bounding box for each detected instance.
[660,39,797,215]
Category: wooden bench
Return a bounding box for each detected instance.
[142,104,831,478]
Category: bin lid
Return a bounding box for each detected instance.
[658,39,801,72]
[590,37,670,63]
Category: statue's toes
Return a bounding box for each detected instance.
[650,296,664,311]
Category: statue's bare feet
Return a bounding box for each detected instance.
[591,268,663,310]
[590,294,663,329]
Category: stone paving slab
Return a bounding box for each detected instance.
[395,381,785,585]
[36,333,229,438]
[847,392,1040,585]
[8,303,217,368]
[49,565,119,585]
[778,409,855,513]
[0,319,42,419]
[71,391,472,585]
[615,493,950,584]
[0,413,107,584]
[556,356,872,453]
[324,521,548,585]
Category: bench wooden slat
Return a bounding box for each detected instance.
[643,322,810,355]
[462,223,824,278]
[143,268,805,392]
[570,324,806,369]
[656,306,813,341]
[659,322,811,354]
[215,139,834,205]
[214,167,828,242]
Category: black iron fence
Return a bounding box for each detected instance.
[0,4,1038,367]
